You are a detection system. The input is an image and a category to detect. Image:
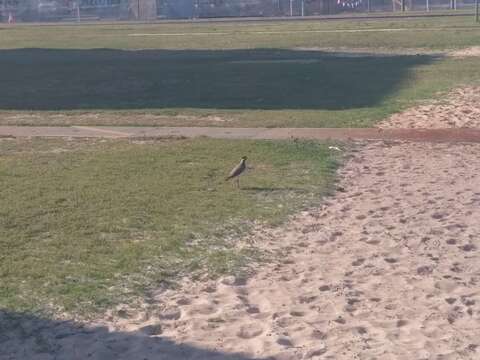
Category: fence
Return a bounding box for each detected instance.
[161,0,479,18]
[0,0,478,22]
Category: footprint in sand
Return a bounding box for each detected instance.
[299,295,318,304]
[175,297,191,306]
[319,285,331,292]
[445,298,457,305]
[221,275,248,286]
[460,244,476,252]
[246,306,261,314]
[330,231,343,242]
[356,326,368,335]
[311,329,328,340]
[447,307,465,324]
[275,316,298,329]
[351,258,365,266]
[290,310,305,317]
[202,285,217,293]
[450,263,463,273]
[303,347,328,358]
[347,298,361,306]
[396,320,408,327]
[116,308,134,319]
[139,324,163,336]
[187,303,218,316]
[158,307,182,321]
[461,296,475,306]
[467,344,479,352]
[237,325,264,339]
[277,337,294,347]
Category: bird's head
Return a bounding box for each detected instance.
[241,156,247,161]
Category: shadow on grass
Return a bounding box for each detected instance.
[0,48,436,111]
[0,309,272,360]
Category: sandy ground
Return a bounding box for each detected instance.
[379,86,480,129]
[449,47,480,58]
[2,140,479,360]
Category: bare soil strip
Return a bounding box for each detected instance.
[71,125,132,137]
[3,126,480,143]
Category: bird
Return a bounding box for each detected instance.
[226,156,247,188]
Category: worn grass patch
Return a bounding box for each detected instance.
[0,137,339,317]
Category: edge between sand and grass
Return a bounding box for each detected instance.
[0,136,345,320]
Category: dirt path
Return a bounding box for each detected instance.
[2,140,479,360]
[3,126,480,143]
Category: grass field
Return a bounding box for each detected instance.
[0,16,479,127]
[1,16,479,50]
[0,137,338,316]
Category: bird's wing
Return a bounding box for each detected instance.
[226,161,245,180]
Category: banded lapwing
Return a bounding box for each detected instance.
[226,156,247,188]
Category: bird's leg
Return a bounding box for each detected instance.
[236,178,240,189]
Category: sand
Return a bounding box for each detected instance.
[449,47,480,59]
[379,86,480,129]
[2,140,479,360]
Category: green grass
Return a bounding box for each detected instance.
[1,16,479,50]
[0,137,339,316]
[0,16,479,128]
